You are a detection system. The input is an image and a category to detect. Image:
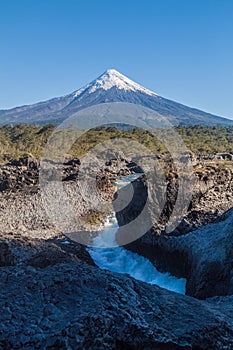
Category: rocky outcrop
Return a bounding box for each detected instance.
[1,156,231,237]
[0,155,81,193]
[26,242,92,268]
[0,262,233,349]
[115,168,233,299]
[186,164,233,230]
[116,163,233,239]
[182,209,233,299]
[0,234,95,268]
[1,155,233,348]
[158,164,233,235]
[120,205,233,299]
[0,156,39,192]
[200,153,233,161]
[0,155,131,237]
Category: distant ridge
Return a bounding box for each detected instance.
[0,69,232,126]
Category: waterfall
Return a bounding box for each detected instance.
[88,174,186,294]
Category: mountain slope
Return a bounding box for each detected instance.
[0,69,232,126]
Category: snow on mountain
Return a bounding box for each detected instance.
[0,69,232,126]
[73,69,158,97]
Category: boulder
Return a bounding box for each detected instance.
[26,245,79,268]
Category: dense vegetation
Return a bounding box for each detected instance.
[0,124,233,162]
[178,125,233,155]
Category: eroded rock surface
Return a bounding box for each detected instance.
[0,155,130,237]
[0,262,233,349]
[121,205,233,299]
[116,172,233,299]
[1,156,233,348]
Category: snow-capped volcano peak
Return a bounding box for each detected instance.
[73,69,158,97]
[1,69,232,126]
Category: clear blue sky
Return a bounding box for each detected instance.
[0,0,233,119]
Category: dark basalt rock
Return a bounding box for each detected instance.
[0,155,233,347]
[0,235,95,269]
[116,164,233,240]
[0,242,16,266]
[26,245,80,268]
[0,156,40,192]
[116,172,233,299]
[115,175,148,223]
[123,208,233,299]
[26,239,96,268]
[7,155,39,169]
[0,262,233,349]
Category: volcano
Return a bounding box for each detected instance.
[0,69,232,126]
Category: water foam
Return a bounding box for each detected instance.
[88,173,186,294]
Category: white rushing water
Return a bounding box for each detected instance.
[88,174,186,294]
